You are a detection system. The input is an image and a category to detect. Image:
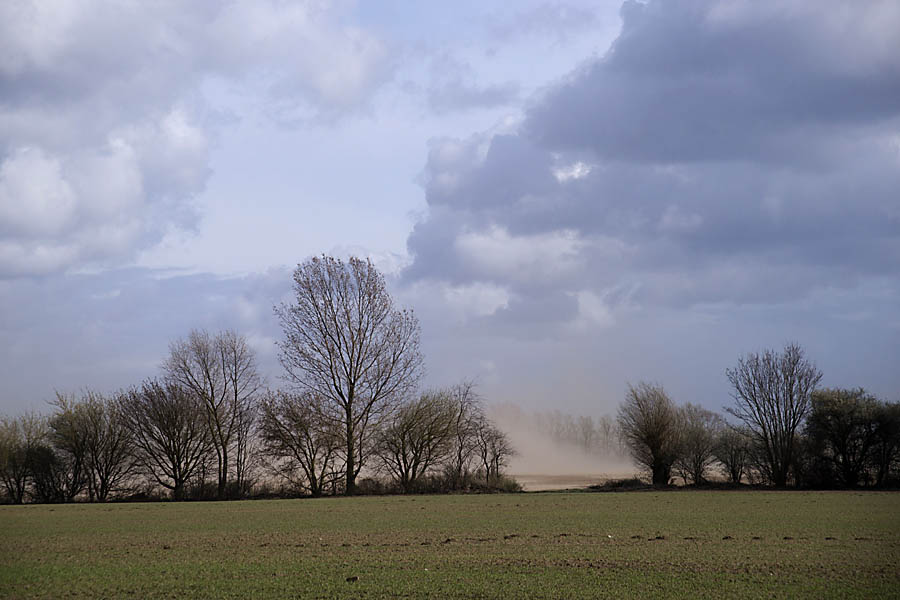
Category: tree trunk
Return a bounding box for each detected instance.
[218,447,228,499]
[651,463,670,486]
[345,415,356,495]
[773,470,788,488]
[173,479,185,501]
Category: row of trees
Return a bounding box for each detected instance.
[618,344,900,488]
[0,256,515,503]
[262,382,513,496]
[0,380,513,503]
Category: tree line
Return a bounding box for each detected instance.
[0,256,515,503]
[617,343,900,488]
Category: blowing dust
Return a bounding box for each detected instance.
[488,403,637,491]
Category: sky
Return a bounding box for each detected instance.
[1,0,899,417]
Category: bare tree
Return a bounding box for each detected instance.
[233,397,259,496]
[375,391,456,492]
[164,329,261,499]
[444,381,484,489]
[259,390,341,497]
[44,395,91,502]
[79,391,136,501]
[714,426,752,484]
[475,421,515,483]
[575,415,596,453]
[119,380,212,500]
[275,255,424,494]
[27,443,71,504]
[806,388,879,488]
[674,404,723,485]
[726,343,822,487]
[617,382,682,486]
[0,413,44,504]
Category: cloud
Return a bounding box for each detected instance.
[526,0,900,164]
[425,54,519,114]
[455,226,585,284]
[0,110,206,277]
[404,0,900,332]
[389,0,900,415]
[0,0,393,278]
[487,3,603,44]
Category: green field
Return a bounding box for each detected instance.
[1,491,898,598]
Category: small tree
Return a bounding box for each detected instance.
[259,390,341,497]
[617,382,682,486]
[443,382,484,489]
[0,413,44,504]
[726,343,822,487]
[28,443,71,503]
[275,255,424,494]
[80,391,136,502]
[806,388,879,488]
[164,329,261,499]
[233,397,259,497]
[375,391,456,492]
[475,422,514,483]
[120,380,212,500]
[714,426,752,484]
[675,404,723,485]
[45,396,91,502]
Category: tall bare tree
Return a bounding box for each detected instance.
[119,380,212,500]
[275,255,424,494]
[259,390,341,496]
[375,391,457,492]
[617,382,682,486]
[725,343,822,487]
[164,329,261,499]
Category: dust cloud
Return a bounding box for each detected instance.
[488,403,637,491]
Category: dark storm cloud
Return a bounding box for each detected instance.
[527,0,900,164]
[404,0,900,320]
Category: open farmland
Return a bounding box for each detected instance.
[1,491,899,599]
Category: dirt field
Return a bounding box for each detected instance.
[511,473,634,491]
[2,491,899,598]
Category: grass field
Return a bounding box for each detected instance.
[1,491,899,598]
